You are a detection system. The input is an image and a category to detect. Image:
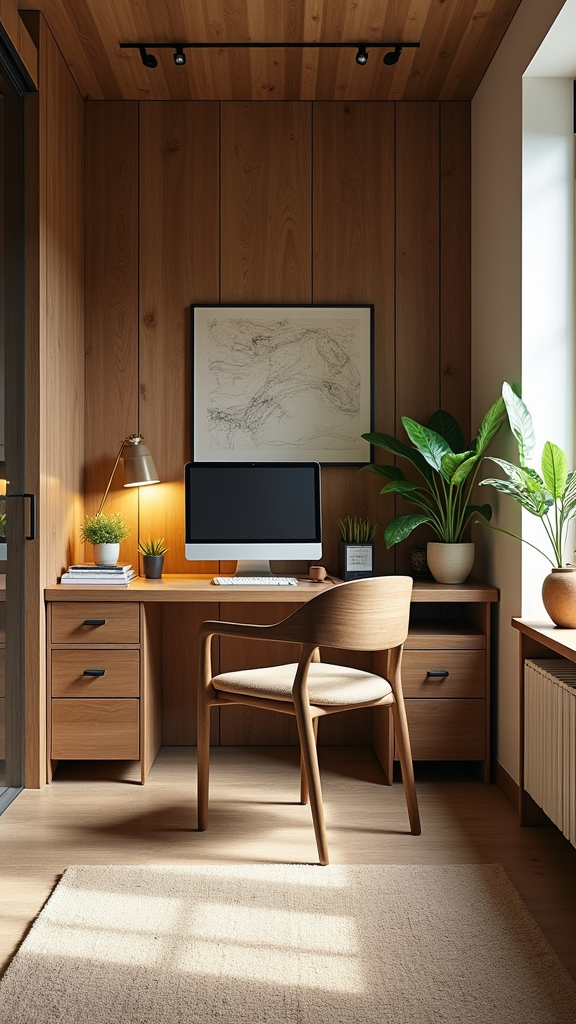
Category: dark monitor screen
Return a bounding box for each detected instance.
[184,462,322,566]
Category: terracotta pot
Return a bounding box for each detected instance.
[542,567,576,628]
[426,542,475,585]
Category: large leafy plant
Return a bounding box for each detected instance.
[479,382,576,567]
[362,396,506,549]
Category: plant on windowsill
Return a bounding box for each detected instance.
[479,381,576,627]
[361,395,506,584]
[80,511,129,567]
[338,516,378,581]
[137,537,168,579]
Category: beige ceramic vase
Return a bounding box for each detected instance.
[541,567,576,628]
[426,542,475,585]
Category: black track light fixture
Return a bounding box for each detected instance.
[383,45,402,66]
[122,40,419,68]
[139,46,158,69]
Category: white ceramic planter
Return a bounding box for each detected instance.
[426,542,474,585]
[93,542,120,567]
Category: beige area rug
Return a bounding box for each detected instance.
[1,863,575,1024]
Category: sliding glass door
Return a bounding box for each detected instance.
[0,41,34,813]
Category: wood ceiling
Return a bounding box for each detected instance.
[23,0,524,101]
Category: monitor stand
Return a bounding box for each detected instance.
[235,559,273,577]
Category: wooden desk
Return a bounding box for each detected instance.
[45,576,498,784]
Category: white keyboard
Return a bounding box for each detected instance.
[212,576,299,586]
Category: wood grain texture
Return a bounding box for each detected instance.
[160,602,218,746]
[51,698,139,759]
[26,0,522,102]
[220,102,311,303]
[399,698,485,761]
[22,13,85,788]
[312,102,395,578]
[394,102,440,574]
[51,650,139,697]
[138,102,220,576]
[84,101,139,567]
[440,102,471,434]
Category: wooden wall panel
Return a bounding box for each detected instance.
[220,102,312,303]
[84,102,139,567]
[395,103,440,573]
[24,13,84,787]
[313,102,396,578]
[440,102,471,436]
[138,102,220,575]
[81,97,471,751]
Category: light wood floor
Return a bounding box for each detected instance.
[2,745,576,980]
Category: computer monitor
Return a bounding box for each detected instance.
[185,461,322,575]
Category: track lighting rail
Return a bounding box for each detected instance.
[120,40,420,69]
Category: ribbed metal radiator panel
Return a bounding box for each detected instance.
[524,659,576,846]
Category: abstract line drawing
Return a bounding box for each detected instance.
[192,305,373,464]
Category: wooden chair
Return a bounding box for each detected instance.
[197,575,421,864]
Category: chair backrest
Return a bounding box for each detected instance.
[271,575,413,651]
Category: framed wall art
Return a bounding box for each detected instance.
[191,304,373,464]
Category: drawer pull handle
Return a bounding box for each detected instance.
[83,619,106,626]
[426,669,450,678]
[83,669,106,677]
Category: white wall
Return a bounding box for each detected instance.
[471,0,568,784]
[522,76,574,617]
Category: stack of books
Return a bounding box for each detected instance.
[60,563,137,585]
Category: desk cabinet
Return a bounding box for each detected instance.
[47,599,161,783]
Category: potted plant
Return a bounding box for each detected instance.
[80,511,129,566]
[137,537,168,579]
[361,395,506,583]
[479,382,576,626]
[338,515,378,580]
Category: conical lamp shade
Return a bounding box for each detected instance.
[123,441,159,487]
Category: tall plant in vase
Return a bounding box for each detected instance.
[361,395,506,583]
[479,382,576,626]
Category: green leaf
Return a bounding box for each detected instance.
[361,432,432,480]
[446,453,479,488]
[361,463,406,481]
[427,410,465,453]
[479,476,553,516]
[378,480,428,498]
[502,382,535,464]
[464,503,493,523]
[473,396,507,456]
[441,450,476,483]
[401,418,451,476]
[384,513,432,548]
[541,441,568,500]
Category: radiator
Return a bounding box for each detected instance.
[524,659,576,846]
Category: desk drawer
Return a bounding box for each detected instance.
[401,650,485,698]
[51,603,140,644]
[396,698,485,760]
[52,699,139,759]
[52,650,139,697]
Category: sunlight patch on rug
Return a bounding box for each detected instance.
[1,863,575,1024]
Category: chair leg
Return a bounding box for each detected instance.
[300,717,318,804]
[293,697,329,865]
[197,693,211,832]
[391,699,421,836]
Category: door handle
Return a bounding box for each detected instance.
[6,492,36,540]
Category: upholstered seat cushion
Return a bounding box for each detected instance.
[213,661,393,706]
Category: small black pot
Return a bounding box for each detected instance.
[143,554,164,579]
